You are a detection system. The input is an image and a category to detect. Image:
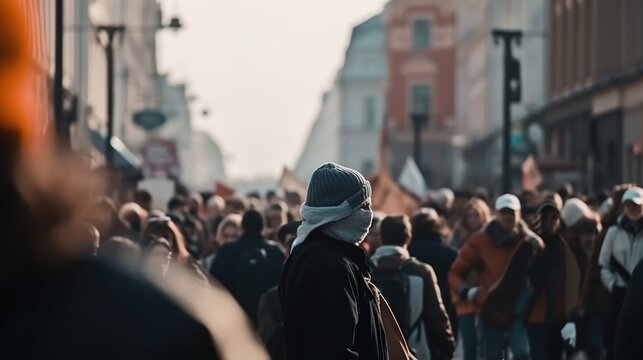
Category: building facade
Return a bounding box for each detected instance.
[383,0,457,188]
[525,0,643,191]
[338,15,387,176]
[458,0,549,191]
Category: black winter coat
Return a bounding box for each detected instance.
[210,233,285,325]
[278,231,388,360]
[614,258,643,359]
[409,233,459,337]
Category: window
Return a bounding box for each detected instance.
[411,84,431,115]
[364,97,376,129]
[412,19,431,50]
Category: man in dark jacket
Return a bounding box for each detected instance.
[371,214,456,360]
[409,207,459,338]
[210,209,285,325]
[279,163,388,360]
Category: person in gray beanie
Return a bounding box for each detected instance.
[278,163,389,360]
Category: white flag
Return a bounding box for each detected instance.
[397,157,427,198]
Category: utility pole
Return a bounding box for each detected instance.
[96,25,125,169]
[54,0,69,147]
[493,29,522,193]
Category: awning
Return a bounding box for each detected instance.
[90,129,142,171]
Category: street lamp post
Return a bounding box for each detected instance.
[95,25,125,169]
[492,29,522,193]
[95,17,181,170]
[411,113,428,170]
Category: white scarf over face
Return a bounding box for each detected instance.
[291,200,373,251]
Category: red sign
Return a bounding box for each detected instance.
[142,138,180,178]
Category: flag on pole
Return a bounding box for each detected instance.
[397,156,428,198]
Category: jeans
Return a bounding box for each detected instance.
[482,317,531,360]
[526,323,563,360]
[459,314,478,360]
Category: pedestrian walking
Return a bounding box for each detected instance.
[409,207,459,339]
[449,194,545,360]
[371,214,456,360]
[451,198,491,360]
[278,163,390,360]
[210,209,285,326]
[598,186,643,360]
[526,202,581,360]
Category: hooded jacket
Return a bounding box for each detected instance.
[598,215,643,291]
[449,220,545,316]
[370,246,456,358]
[278,231,388,360]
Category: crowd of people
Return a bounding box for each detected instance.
[5,156,643,360]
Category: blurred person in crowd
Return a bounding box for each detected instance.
[432,188,455,220]
[449,194,545,360]
[96,236,141,271]
[409,207,458,338]
[118,202,148,238]
[188,193,209,240]
[257,220,301,349]
[90,197,129,243]
[450,198,491,360]
[266,190,278,205]
[202,214,242,269]
[558,199,602,360]
[581,183,633,359]
[558,183,575,202]
[167,195,187,224]
[206,194,225,222]
[614,258,643,359]
[526,203,581,360]
[139,235,173,280]
[265,202,288,241]
[363,211,385,256]
[210,209,285,325]
[371,214,455,360]
[452,198,491,249]
[225,196,248,215]
[144,216,208,283]
[0,3,266,356]
[181,217,202,259]
[133,189,153,212]
[279,163,389,360]
[542,191,564,211]
[599,186,643,360]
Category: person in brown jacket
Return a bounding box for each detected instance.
[449,194,545,360]
[370,214,456,360]
[450,198,491,360]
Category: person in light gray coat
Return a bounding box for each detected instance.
[598,186,643,360]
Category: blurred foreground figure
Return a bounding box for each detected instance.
[0,2,266,358]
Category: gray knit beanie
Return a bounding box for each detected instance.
[306,163,372,211]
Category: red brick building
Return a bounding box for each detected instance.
[383,0,456,187]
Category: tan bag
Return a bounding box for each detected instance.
[369,280,417,360]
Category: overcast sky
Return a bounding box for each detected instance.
[158,0,387,180]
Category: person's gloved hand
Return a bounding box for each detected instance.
[560,322,576,348]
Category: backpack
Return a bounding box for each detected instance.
[233,246,272,324]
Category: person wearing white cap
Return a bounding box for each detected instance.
[598,186,643,360]
[449,194,544,360]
